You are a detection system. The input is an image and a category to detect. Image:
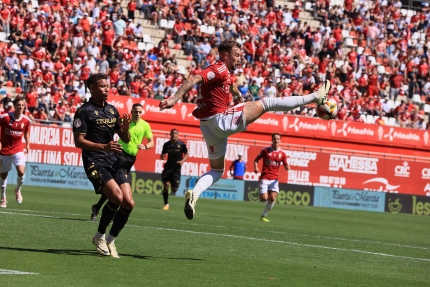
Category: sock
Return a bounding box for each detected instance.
[193,169,224,199]
[261,201,274,217]
[16,175,24,190]
[94,232,105,240]
[106,234,116,244]
[97,201,119,235]
[95,194,108,211]
[162,190,169,205]
[260,93,318,112]
[109,207,132,237]
[0,178,6,199]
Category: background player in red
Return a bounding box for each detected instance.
[159,40,330,220]
[0,98,31,208]
[254,133,290,222]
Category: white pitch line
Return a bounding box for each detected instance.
[0,269,38,275]
[6,208,82,216]
[129,225,430,263]
[259,230,430,250]
[1,210,429,260]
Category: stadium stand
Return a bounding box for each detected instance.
[0,0,429,129]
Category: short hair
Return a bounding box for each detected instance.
[13,97,25,106]
[86,73,108,90]
[272,133,281,139]
[170,128,178,134]
[132,103,143,110]
[218,40,242,54]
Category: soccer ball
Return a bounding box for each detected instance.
[316,98,338,120]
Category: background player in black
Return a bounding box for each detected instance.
[160,129,188,210]
[73,73,132,258]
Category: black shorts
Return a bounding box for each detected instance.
[85,164,128,194]
[161,167,181,188]
[114,151,136,174]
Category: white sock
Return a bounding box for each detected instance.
[193,169,224,200]
[94,232,105,240]
[16,175,24,190]
[260,93,318,112]
[106,234,116,244]
[261,201,274,217]
[0,178,7,199]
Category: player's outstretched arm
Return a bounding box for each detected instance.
[116,113,132,144]
[159,74,203,110]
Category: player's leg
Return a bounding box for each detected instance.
[258,180,270,222]
[0,155,13,208]
[91,194,108,221]
[161,169,172,209]
[260,180,279,222]
[165,169,181,210]
[13,152,26,204]
[107,172,134,258]
[243,81,331,124]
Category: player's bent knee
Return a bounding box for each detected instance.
[122,198,135,210]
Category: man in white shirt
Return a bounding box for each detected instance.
[283,8,293,26]
[114,17,127,36]
[263,80,277,98]
[87,42,101,60]
[87,54,97,74]
[133,22,144,41]
[21,52,35,70]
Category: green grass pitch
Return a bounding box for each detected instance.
[0,186,429,287]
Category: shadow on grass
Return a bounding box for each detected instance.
[0,246,203,261]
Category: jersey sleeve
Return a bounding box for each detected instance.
[144,122,153,139]
[181,141,188,154]
[255,149,264,161]
[200,65,225,84]
[114,108,121,131]
[282,152,288,166]
[161,142,167,155]
[73,108,88,134]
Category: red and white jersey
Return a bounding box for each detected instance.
[256,146,288,180]
[193,60,232,119]
[0,113,31,156]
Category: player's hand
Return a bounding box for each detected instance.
[121,113,131,129]
[24,146,30,154]
[137,144,146,150]
[0,142,2,151]
[159,98,176,111]
[103,141,123,153]
[233,94,244,104]
[177,160,183,166]
[254,168,260,174]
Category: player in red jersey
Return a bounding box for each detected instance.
[254,133,290,222]
[159,40,331,220]
[0,98,31,208]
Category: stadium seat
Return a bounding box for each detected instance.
[413,94,422,104]
[357,47,364,54]
[382,116,389,125]
[138,42,146,50]
[160,19,169,29]
[0,32,9,43]
[305,2,313,11]
[394,100,400,107]
[345,38,356,47]
[199,25,208,34]
[167,20,175,29]
[424,104,430,114]
[387,100,395,110]
[360,114,367,123]
[366,114,374,123]
[337,85,344,93]
[368,56,376,65]
[335,60,344,68]
[145,43,154,50]
[349,31,357,38]
[384,66,392,74]
[388,117,397,126]
[207,26,215,35]
[32,0,39,8]
[143,34,152,43]
[129,41,137,49]
[342,30,349,38]
[377,65,385,74]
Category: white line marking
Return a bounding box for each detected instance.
[1,210,429,261]
[258,230,430,250]
[7,208,81,216]
[128,225,430,262]
[0,269,38,275]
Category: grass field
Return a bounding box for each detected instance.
[0,186,429,287]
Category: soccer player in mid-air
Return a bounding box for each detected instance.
[0,98,31,208]
[73,73,132,258]
[160,129,188,210]
[254,133,290,222]
[90,103,154,221]
[159,39,331,220]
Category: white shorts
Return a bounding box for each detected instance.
[199,104,247,160]
[0,152,26,173]
[259,179,279,194]
[73,36,83,47]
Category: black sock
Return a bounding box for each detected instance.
[95,194,108,211]
[109,207,132,237]
[98,201,119,235]
[162,191,169,205]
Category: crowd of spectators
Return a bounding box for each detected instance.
[0,0,429,129]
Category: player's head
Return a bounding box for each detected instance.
[218,40,242,72]
[271,133,281,147]
[170,129,178,141]
[86,73,109,102]
[131,103,143,122]
[13,97,25,115]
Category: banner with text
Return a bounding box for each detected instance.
[25,122,430,196]
[107,96,430,150]
[314,187,386,212]
[244,181,314,206]
[385,193,430,216]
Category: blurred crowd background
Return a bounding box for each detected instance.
[0,0,429,129]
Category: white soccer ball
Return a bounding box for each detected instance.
[316,98,338,120]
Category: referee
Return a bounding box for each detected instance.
[91,103,154,221]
